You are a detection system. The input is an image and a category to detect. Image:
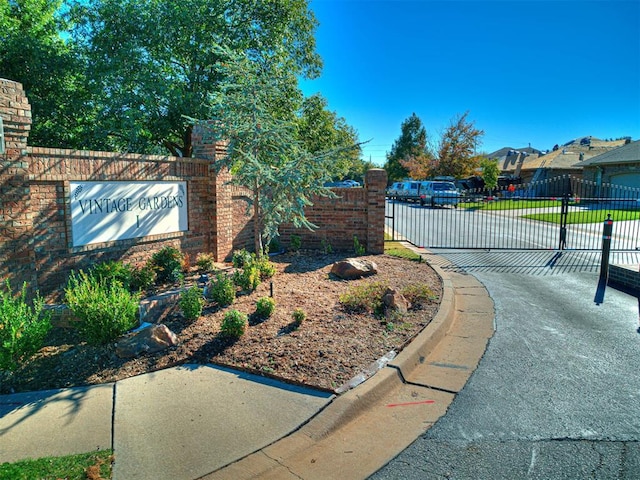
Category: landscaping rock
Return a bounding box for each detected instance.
[330,259,378,280]
[116,324,179,359]
[382,288,410,315]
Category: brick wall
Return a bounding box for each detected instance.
[609,264,640,293]
[0,79,387,298]
[278,169,387,254]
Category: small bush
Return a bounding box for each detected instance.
[207,273,236,307]
[321,239,333,254]
[90,261,134,290]
[130,264,156,292]
[150,246,185,284]
[180,285,204,320]
[255,297,276,319]
[292,308,306,329]
[353,235,366,256]
[0,281,52,371]
[401,284,437,307]
[339,281,389,316]
[221,310,248,338]
[233,264,261,292]
[65,270,140,345]
[256,256,276,279]
[195,252,215,272]
[232,249,254,269]
[289,235,301,252]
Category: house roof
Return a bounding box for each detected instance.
[575,140,640,167]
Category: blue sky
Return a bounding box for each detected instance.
[299,0,640,166]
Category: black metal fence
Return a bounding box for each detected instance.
[386,176,640,251]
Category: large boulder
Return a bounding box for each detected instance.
[116,324,179,359]
[330,258,378,280]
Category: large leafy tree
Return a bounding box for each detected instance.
[68,0,322,156]
[432,112,484,179]
[384,113,432,183]
[297,93,363,180]
[195,48,358,256]
[0,0,94,148]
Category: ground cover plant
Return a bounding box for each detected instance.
[0,248,442,395]
[0,449,113,480]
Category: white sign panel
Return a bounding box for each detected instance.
[69,181,188,247]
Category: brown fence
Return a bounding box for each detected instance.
[0,79,386,298]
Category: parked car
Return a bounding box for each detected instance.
[397,181,421,202]
[342,179,361,187]
[418,181,460,207]
[386,182,404,198]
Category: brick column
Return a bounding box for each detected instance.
[365,168,387,254]
[192,125,235,262]
[0,79,37,291]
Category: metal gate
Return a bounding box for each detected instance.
[385,176,640,251]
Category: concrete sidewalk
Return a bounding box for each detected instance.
[0,247,494,479]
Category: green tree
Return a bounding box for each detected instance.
[195,48,358,256]
[0,0,95,148]
[384,113,431,183]
[432,112,484,178]
[480,158,500,190]
[297,93,362,180]
[67,0,322,156]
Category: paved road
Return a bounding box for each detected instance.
[370,249,640,479]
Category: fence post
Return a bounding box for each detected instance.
[558,194,569,250]
[599,214,613,283]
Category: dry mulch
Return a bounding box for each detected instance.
[0,252,442,395]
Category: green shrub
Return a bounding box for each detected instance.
[232,249,254,269]
[180,285,204,320]
[255,297,276,319]
[353,235,366,256]
[339,281,389,316]
[233,264,261,292]
[207,273,236,307]
[289,235,301,252]
[90,260,134,290]
[221,310,248,338]
[0,281,52,371]
[65,270,140,345]
[256,256,276,279]
[130,264,156,292]
[321,239,333,254]
[150,246,185,284]
[292,308,306,329]
[401,284,437,307]
[195,252,215,272]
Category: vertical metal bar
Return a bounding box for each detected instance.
[559,194,569,250]
[599,214,613,282]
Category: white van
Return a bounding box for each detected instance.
[418,181,460,207]
[386,182,404,198]
[397,181,421,202]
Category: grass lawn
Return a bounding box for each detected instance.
[460,199,564,210]
[384,241,423,262]
[0,449,113,480]
[523,210,640,224]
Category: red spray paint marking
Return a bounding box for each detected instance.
[386,399,435,408]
